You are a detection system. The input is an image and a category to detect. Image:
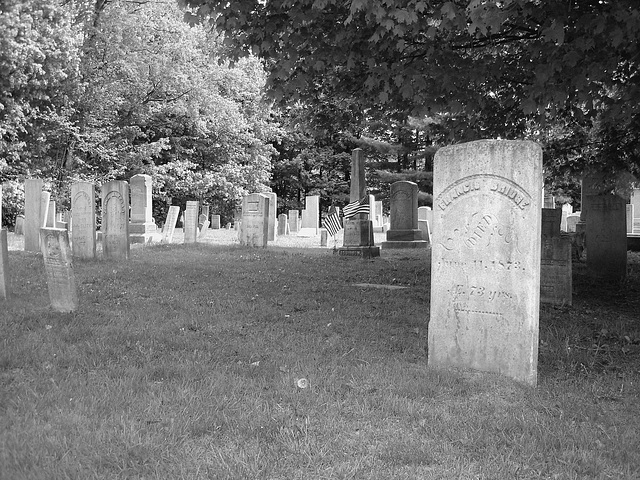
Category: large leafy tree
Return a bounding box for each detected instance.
[183,0,640,180]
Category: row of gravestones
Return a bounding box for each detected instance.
[2,176,224,313]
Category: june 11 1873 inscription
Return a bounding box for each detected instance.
[428,140,542,386]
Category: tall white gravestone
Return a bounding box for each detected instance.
[429,140,542,386]
[162,206,180,243]
[71,182,96,259]
[129,174,157,244]
[184,201,199,243]
[101,181,130,260]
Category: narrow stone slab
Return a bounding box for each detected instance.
[101,180,130,260]
[429,140,542,386]
[40,228,78,312]
[71,182,96,259]
[540,236,572,306]
[162,206,180,243]
[24,179,44,252]
[211,214,221,229]
[184,201,199,244]
[0,229,8,300]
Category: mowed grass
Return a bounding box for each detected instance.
[1,230,639,479]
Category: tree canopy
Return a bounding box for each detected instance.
[183,0,640,181]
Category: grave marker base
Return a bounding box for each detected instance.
[337,246,380,258]
[381,240,429,249]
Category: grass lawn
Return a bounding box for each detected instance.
[1,229,639,479]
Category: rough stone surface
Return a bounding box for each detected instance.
[239,194,269,247]
[101,181,130,260]
[71,182,96,259]
[40,228,78,312]
[429,139,542,386]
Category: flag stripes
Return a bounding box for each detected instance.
[322,209,342,236]
[343,195,370,219]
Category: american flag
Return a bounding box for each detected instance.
[322,206,342,236]
[342,195,370,219]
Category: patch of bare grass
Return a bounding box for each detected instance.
[1,231,639,479]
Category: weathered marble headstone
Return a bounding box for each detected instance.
[288,210,300,233]
[627,204,634,234]
[24,179,44,252]
[129,174,157,244]
[15,215,24,235]
[277,213,288,235]
[161,206,180,243]
[71,182,96,259]
[101,181,130,260]
[320,228,328,247]
[338,149,380,258]
[211,214,221,229]
[429,140,542,386]
[40,228,78,312]
[382,181,427,249]
[0,229,8,300]
[184,201,199,244]
[239,193,269,247]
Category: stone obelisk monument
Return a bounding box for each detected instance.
[338,149,380,258]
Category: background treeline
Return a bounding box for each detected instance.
[3,0,639,227]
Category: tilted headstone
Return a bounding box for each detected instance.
[277,213,288,235]
[288,210,300,233]
[40,228,78,312]
[211,214,221,229]
[24,179,44,252]
[184,201,199,244]
[101,180,130,260]
[198,219,210,239]
[429,140,542,386]
[200,205,210,220]
[239,193,269,247]
[338,149,380,258]
[161,206,180,243]
[382,181,427,249]
[0,229,8,300]
[129,174,156,244]
[71,182,96,259]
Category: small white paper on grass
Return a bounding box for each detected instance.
[296,378,308,389]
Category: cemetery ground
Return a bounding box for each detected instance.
[1,230,640,479]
